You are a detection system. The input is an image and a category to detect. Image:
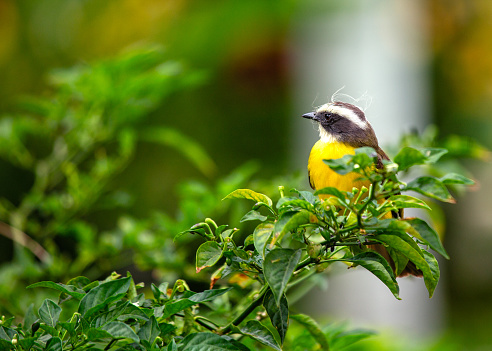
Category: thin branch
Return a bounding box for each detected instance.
[0,221,51,263]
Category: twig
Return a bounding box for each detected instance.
[0,221,51,263]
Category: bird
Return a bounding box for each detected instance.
[302,100,422,277]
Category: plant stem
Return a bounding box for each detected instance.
[220,285,268,334]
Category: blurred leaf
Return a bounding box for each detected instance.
[264,249,301,306]
[439,173,475,185]
[314,187,346,200]
[291,314,329,350]
[240,210,268,223]
[387,195,431,210]
[141,127,216,177]
[28,281,85,300]
[394,147,428,171]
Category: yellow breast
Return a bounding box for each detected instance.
[308,140,370,193]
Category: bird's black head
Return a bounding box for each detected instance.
[302,101,379,148]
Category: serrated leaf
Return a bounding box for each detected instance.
[196,241,223,273]
[406,176,455,203]
[78,277,131,318]
[290,314,329,350]
[38,299,62,328]
[180,332,244,350]
[387,195,431,210]
[263,289,289,344]
[264,249,302,306]
[240,210,268,223]
[253,222,274,258]
[223,189,272,207]
[405,218,449,259]
[240,320,281,351]
[343,252,400,299]
[439,173,475,185]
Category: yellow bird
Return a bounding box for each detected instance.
[302,101,421,277]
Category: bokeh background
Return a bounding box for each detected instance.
[0,0,491,349]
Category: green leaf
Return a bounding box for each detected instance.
[141,127,216,177]
[253,222,274,258]
[439,172,475,185]
[344,252,400,299]
[196,241,223,273]
[314,187,346,200]
[240,320,281,351]
[387,195,431,210]
[45,336,62,351]
[290,189,317,204]
[160,288,231,319]
[223,189,273,207]
[423,251,440,283]
[329,328,376,350]
[264,249,302,306]
[240,210,268,223]
[271,211,311,247]
[23,304,37,330]
[406,176,455,203]
[290,314,329,350]
[38,299,62,328]
[323,155,355,175]
[100,321,140,343]
[263,289,289,345]
[405,218,449,259]
[277,199,314,211]
[421,147,448,163]
[86,328,113,341]
[394,147,427,171]
[78,277,131,318]
[27,281,85,300]
[180,332,244,350]
[374,233,437,297]
[188,287,232,303]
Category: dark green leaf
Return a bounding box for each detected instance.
[23,304,37,331]
[240,210,268,223]
[137,316,160,344]
[423,251,440,283]
[78,277,132,318]
[375,233,437,297]
[196,241,223,273]
[406,176,455,203]
[38,299,62,328]
[290,189,317,204]
[290,314,329,350]
[181,332,243,350]
[405,218,449,259]
[264,249,302,306]
[86,328,113,341]
[101,321,139,342]
[240,320,281,351]
[344,252,400,299]
[188,287,232,303]
[253,222,274,258]
[45,336,62,351]
[17,337,36,350]
[223,189,273,207]
[263,290,289,344]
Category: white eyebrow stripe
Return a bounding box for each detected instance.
[317,104,368,130]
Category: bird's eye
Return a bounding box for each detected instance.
[324,113,332,119]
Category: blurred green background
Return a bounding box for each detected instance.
[0,0,491,350]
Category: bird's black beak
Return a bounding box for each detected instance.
[302,112,317,120]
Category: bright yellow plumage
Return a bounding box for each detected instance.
[308,140,370,194]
